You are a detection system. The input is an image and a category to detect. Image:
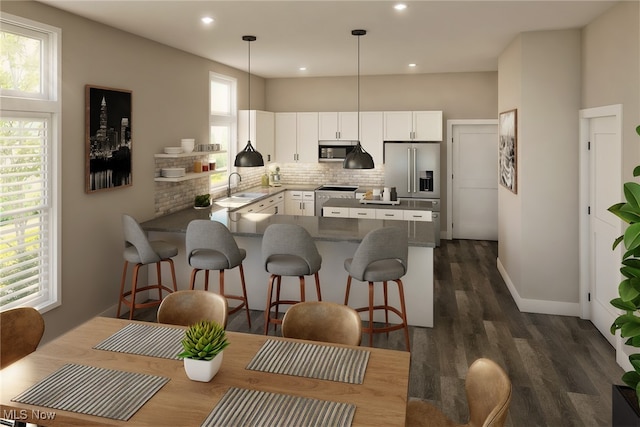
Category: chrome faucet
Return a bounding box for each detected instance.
[228,172,241,197]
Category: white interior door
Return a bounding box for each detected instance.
[589,115,622,346]
[452,123,498,240]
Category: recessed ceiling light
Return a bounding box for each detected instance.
[299,67,307,71]
[394,4,407,11]
[201,16,214,24]
[409,63,417,67]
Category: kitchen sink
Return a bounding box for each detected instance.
[214,193,264,209]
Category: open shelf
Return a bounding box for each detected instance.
[154,170,222,182]
[154,150,226,159]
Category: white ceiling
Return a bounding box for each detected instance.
[38,0,618,78]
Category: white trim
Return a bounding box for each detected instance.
[497,258,580,316]
[578,104,623,320]
[446,119,498,240]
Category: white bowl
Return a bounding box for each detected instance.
[164,146,183,154]
[161,167,186,178]
[181,139,195,153]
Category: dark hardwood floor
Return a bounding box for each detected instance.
[124,239,622,426]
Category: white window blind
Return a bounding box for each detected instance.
[0,116,53,308]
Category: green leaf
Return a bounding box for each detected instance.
[611,296,638,311]
[634,165,640,178]
[624,223,640,251]
[620,279,640,302]
[623,370,640,388]
[620,204,640,223]
[611,203,637,224]
[614,235,625,250]
[624,182,640,210]
[621,316,640,338]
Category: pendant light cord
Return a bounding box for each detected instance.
[357,33,360,142]
[247,38,251,141]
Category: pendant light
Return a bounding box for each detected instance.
[343,29,374,170]
[234,35,264,167]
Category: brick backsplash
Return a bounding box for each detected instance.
[154,162,385,216]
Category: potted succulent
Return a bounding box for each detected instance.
[609,125,640,425]
[194,194,211,209]
[178,320,229,382]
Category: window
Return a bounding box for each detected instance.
[209,72,236,190]
[0,13,61,312]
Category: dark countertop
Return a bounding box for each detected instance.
[141,209,435,248]
[322,198,433,210]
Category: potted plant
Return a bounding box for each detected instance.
[194,194,211,209]
[178,320,229,382]
[609,125,640,426]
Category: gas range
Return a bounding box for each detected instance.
[314,185,359,216]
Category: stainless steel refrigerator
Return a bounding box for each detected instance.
[384,141,441,245]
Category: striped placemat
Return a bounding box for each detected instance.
[201,387,355,427]
[246,339,370,384]
[12,364,169,421]
[94,323,183,359]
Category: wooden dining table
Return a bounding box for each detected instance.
[0,316,410,426]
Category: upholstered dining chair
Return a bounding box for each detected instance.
[118,214,178,320]
[262,223,322,335]
[343,226,410,351]
[405,358,512,427]
[1,307,45,369]
[157,290,228,328]
[281,301,362,346]
[186,220,251,326]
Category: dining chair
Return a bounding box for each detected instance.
[1,307,45,369]
[157,290,228,328]
[186,220,251,326]
[281,301,362,346]
[343,226,411,351]
[405,358,512,427]
[262,223,322,335]
[118,214,178,320]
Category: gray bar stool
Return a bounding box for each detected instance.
[262,223,322,335]
[118,214,178,320]
[344,226,410,351]
[186,219,251,327]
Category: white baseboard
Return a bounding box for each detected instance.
[497,257,580,317]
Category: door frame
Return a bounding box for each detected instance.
[579,104,626,366]
[446,119,498,240]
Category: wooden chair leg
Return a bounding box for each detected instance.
[129,263,142,320]
[344,276,352,305]
[383,281,390,338]
[166,258,178,292]
[299,276,306,302]
[368,281,375,347]
[396,279,411,352]
[238,264,251,327]
[155,262,163,300]
[314,272,322,301]
[204,270,210,291]
[189,268,199,290]
[264,274,277,335]
[117,261,129,318]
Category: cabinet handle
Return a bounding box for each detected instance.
[275,206,278,214]
[384,214,394,217]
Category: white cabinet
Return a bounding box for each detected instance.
[322,207,350,218]
[285,190,315,216]
[383,111,443,141]
[237,193,285,215]
[318,112,358,141]
[359,111,383,165]
[403,210,432,222]
[275,112,318,163]
[375,209,404,220]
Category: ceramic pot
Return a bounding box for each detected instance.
[183,352,223,382]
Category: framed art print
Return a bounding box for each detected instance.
[85,85,132,193]
[498,108,517,194]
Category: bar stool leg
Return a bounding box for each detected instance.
[383,281,390,338]
[299,276,306,302]
[117,261,129,318]
[156,262,163,300]
[344,276,352,305]
[314,272,322,301]
[129,264,142,320]
[396,279,411,352]
[368,281,375,347]
[204,270,210,291]
[189,269,199,290]
[264,274,278,335]
[238,264,251,327]
[167,259,178,292]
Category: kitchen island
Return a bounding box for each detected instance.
[141,203,435,327]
